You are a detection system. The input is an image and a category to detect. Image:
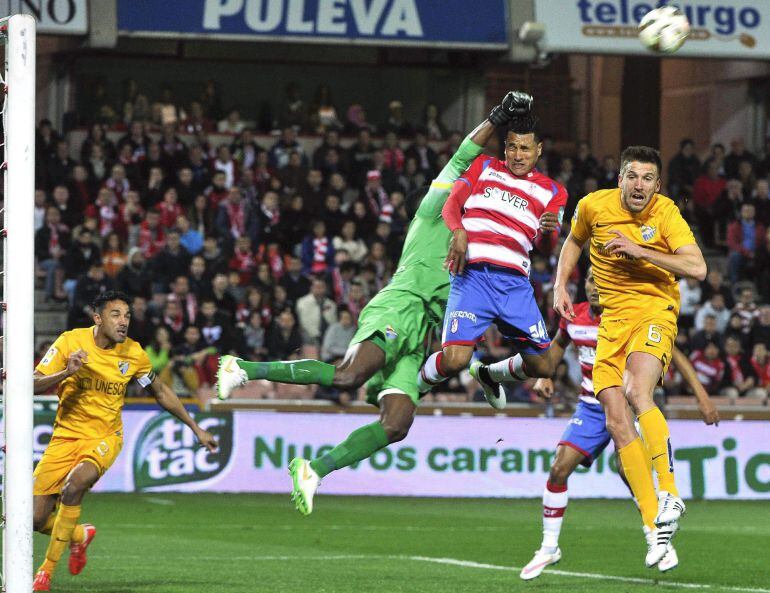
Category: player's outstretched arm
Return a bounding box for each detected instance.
[553,233,584,319]
[148,379,219,451]
[671,347,719,425]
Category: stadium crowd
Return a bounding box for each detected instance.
[32,80,770,407]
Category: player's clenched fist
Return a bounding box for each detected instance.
[488,91,533,126]
[532,378,555,400]
[553,284,576,320]
[66,349,88,376]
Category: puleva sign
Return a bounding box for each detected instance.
[117,0,508,48]
[534,0,770,59]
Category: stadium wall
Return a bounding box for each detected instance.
[6,410,768,500]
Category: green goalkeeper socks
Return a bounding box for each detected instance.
[236,358,335,386]
[310,422,389,478]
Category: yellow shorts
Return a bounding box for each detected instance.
[593,316,676,396]
[33,433,123,496]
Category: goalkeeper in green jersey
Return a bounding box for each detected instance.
[217,91,544,515]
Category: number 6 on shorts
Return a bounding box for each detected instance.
[647,325,662,343]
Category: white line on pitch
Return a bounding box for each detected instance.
[408,555,770,593]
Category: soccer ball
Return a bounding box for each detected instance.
[638,6,691,54]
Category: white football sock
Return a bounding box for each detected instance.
[542,481,568,552]
[417,351,448,393]
[487,353,528,382]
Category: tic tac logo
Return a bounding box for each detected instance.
[575,0,761,48]
[132,413,232,490]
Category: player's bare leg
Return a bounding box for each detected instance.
[35,461,100,590]
[217,340,385,400]
[521,445,583,580]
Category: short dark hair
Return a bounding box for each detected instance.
[91,290,131,314]
[680,138,695,149]
[507,115,541,143]
[619,146,662,177]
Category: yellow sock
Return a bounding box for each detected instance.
[618,437,658,529]
[638,407,679,496]
[40,504,81,575]
[39,512,56,535]
[72,524,85,544]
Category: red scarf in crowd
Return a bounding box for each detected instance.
[226,200,246,238]
[312,237,329,273]
[138,221,165,258]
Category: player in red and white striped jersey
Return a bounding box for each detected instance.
[520,268,719,580]
[417,109,567,397]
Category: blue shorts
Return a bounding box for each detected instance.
[559,400,612,467]
[441,263,550,356]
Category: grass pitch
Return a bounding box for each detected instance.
[27,493,770,593]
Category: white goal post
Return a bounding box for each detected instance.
[2,13,36,593]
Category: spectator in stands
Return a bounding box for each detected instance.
[296,276,337,346]
[146,326,174,386]
[678,276,701,330]
[313,129,346,171]
[301,220,335,275]
[309,84,342,134]
[34,190,47,232]
[690,314,723,351]
[279,255,310,305]
[46,140,76,191]
[734,285,760,333]
[320,307,355,362]
[217,108,246,134]
[422,103,446,141]
[382,99,413,138]
[160,298,186,345]
[118,120,150,161]
[63,228,102,302]
[80,122,116,163]
[171,325,212,393]
[752,178,770,225]
[241,310,267,360]
[405,129,438,179]
[344,103,373,135]
[689,341,725,395]
[722,335,762,401]
[265,308,303,360]
[180,100,214,135]
[137,209,166,258]
[101,231,127,278]
[68,263,112,329]
[279,82,307,131]
[36,118,60,163]
[667,138,700,199]
[187,255,209,299]
[200,79,224,121]
[231,128,263,171]
[126,295,155,347]
[333,220,368,264]
[189,193,215,238]
[691,159,725,247]
[35,206,70,302]
[727,203,765,283]
[215,186,258,250]
[349,129,376,184]
[751,342,770,392]
[574,140,599,179]
[52,185,82,230]
[397,157,426,195]
[328,172,358,210]
[197,297,239,355]
[69,165,96,212]
[597,155,619,189]
[724,313,750,352]
[701,269,735,308]
[736,159,756,198]
[278,151,307,195]
[168,275,198,326]
[213,144,239,190]
[269,126,306,170]
[724,138,756,179]
[151,229,191,292]
[116,247,152,298]
[173,214,202,256]
[695,293,731,332]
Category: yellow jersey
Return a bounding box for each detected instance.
[35,327,153,439]
[571,188,696,321]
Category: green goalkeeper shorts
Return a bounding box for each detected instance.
[350,288,431,406]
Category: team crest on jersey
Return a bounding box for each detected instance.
[118,361,130,375]
[640,224,657,242]
[450,318,459,333]
[385,326,398,340]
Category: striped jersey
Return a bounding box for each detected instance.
[458,156,567,275]
[558,301,600,404]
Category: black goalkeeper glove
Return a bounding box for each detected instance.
[488,91,533,126]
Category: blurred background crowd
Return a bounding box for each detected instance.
[32,79,770,408]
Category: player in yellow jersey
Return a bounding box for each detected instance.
[552,146,707,568]
[30,291,218,591]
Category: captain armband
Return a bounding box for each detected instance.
[136,371,157,388]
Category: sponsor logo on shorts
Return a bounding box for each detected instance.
[450,318,459,333]
[450,310,477,323]
[385,325,398,340]
[568,417,583,426]
[118,361,130,375]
